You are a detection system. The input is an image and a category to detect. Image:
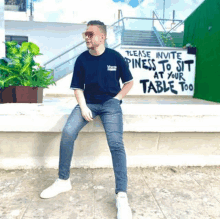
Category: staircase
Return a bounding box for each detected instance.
[122,30,162,47]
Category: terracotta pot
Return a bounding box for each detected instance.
[0,89,2,103]
[0,86,39,103]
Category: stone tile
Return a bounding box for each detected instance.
[127,168,166,219]
[70,168,94,191]
[92,168,117,219]
[141,167,219,219]
[14,168,93,192]
[94,190,117,219]
[23,189,94,219]
[184,166,220,215]
[1,167,220,219]
[184,166,220,178]
[13,168,58,192]
[0,169,27,192]
[92,168,166,219]
[0,191,34,219]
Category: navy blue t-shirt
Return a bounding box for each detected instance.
[70,47,133,104]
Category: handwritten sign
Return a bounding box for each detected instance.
[116,48,196,95]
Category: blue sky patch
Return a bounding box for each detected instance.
[112,0,144,8]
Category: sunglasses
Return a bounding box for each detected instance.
[82,31,95,40]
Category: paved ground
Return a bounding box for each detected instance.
[1,166,220,219]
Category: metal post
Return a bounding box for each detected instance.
[29,0,33,21]
[31,1,33,16]
[152,11,154,28]
[0,0,5,59]
[163,0,165,24]
[118,9,120,26]
[171,10,175,29]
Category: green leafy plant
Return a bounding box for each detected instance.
[0,41,56,89]
[161,32,176,47]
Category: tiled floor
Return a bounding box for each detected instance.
[1,166,220,219]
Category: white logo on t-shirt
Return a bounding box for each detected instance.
[107,65,117,71]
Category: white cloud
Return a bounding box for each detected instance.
[28,0,158,25]
[184,0,193,6]
[33,0,151,25]
[28,0,157,34]
[5,0,205,32]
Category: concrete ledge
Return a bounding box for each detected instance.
[1,100,220,132]
[1,97,220,168]
[1,131,220,168]
[1,155,220,170]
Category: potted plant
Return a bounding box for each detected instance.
[183,43,197,55]
[0,40,56,103]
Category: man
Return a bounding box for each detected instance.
[40,20,133,219]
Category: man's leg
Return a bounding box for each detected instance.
[58,103,98,180]
[99,98,127,194]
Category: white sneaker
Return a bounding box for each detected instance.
[40,178,72,199]
[115,192,132,219]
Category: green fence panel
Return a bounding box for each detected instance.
[183,0,220,103]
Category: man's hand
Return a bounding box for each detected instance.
[74,89,93,121]
[81,105,93,122]
[114,80,134,100]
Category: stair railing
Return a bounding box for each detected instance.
[152,10,167,33]
[152,10,184,47]
[44,15,183,81]
[152,11,167,47]
[117,9,125,31]
[43,19,125,68]
[153,26,165,47]
[43,41,85,67]
[44,16,182,69]
[165,20,184,36]
[43,17,125,81]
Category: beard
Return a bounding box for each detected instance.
[87,43,95,50]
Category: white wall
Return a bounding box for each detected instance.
[5,20,88,67]
[116,46,196,96]
[0,0,5,59]
[4,11,29,21]
[4,19,117,81]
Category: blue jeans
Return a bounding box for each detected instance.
[58,98,127,194]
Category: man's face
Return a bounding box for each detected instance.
[82,25,105,49]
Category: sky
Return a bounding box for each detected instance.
[21,0,205,31]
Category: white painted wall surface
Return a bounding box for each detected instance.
[0,0,5,59]
[4,11,28,21]
[4,20,88,68]
[4,20,116,74]
[116,46,196,96]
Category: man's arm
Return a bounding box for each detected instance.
[114,80,134,100]
[74,89,93,122]
[74,89,87,108]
